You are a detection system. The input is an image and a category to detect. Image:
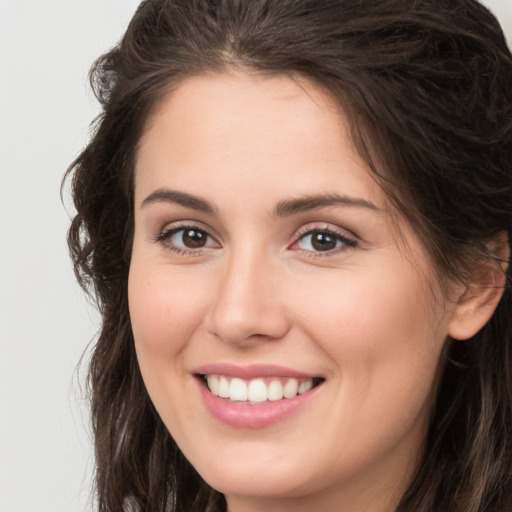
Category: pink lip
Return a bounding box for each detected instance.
[198,383,318,428]
[195,363,316,379]
[194,365,323,429]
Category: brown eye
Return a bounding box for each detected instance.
[295,229,356,254]
[157,226,219,253]
[181,229,207,248]
[310,231,337,251]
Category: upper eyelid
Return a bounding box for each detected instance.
[293,223,357,241]
[158,220,219,238]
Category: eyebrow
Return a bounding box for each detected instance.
[140,188,381,217]
[273,193,382,217]
[141,188,217,214]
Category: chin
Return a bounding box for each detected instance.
[186,445,330,501]
[205,470,312,500]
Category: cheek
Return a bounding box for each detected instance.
[297,265,433,353]
[128,263,209,357]
[127,260,213,425]
[293,264,446,410]
[285,266,447,467]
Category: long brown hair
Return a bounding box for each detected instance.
[66,1,512,510]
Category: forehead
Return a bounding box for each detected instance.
[147,71,343,130]
[135,71,379,200]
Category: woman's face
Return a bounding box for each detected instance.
[129,72,459,511]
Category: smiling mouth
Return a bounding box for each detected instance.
[199,374,324,404]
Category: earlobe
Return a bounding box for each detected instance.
[448,234,509,341]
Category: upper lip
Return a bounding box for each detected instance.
[194,363,319,380]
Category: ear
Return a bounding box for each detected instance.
[448,234,509,341]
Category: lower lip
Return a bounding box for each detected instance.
[196,378,321,428]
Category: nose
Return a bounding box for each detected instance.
[204,250,291,346]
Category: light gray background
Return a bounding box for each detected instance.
[0,1,510,511]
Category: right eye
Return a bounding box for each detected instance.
[156,225,220,254]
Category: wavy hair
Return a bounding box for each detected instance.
[65,1,512,510]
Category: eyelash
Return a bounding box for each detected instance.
[153,222,357,257]
[291,226,357,257]
[153,223,217,256]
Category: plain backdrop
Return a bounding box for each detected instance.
[0,1,510,511]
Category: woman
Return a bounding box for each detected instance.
[66,0,512,511]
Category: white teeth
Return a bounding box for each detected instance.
[298,379,313,394]
[218,376,230,398]
[247,379,267,403]
[267,379,284,401]
[229,378,247,401]
[207,375,219,395]
[283,378,299,399]
[206,375,318,402]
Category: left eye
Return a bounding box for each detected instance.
[296,230,354,252]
